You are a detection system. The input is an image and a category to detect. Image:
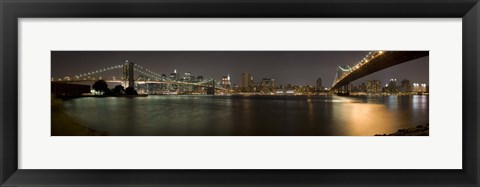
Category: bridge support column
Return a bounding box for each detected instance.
[123,60,135,89]
[206,80,215,95]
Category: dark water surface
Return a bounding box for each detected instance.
[60,95,429,136]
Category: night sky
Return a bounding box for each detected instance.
[51,51,429,87]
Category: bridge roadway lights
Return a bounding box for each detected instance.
[332,51,429,91]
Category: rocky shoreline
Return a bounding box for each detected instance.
[375,124,429,136]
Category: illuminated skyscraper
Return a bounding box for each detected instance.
[170,69,178,81]
[367,80,381,93]
[412,83,427,93]
[183,72,191,82]
[241,73,252,91]
[221,74,232,89]
[420,83,427,92]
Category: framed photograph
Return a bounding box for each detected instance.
[1,0,479,186]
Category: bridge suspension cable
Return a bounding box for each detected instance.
[53,61,227,91]
[331,51,385,89]
[55,63,125,81]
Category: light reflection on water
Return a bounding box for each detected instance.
[60,95,429,136]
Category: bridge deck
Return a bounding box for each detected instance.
[332,51,429,89]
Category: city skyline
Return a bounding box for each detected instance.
[51,51,429,88]
[51,51,429,136]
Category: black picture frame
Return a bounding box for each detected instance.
[1,0,479,186]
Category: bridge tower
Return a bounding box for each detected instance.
[206,79,215,95]
[123,60,135,89]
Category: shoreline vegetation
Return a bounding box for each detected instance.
[51,96,108,136]
[375,124,429,136]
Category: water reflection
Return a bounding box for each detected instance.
[60,95,429,136]
[331,101,398,135]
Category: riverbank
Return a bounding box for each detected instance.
[51,96,108,136]
[375,124,429,136]
[55,94,148,99]
[52,111,109,136]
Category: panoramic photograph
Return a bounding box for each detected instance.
[51,51,429,136]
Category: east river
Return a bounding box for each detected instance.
[59,95,429,136]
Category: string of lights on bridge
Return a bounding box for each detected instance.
[52,64,126,81]
[332,51,384,87]
[52,61,225,89]
[53,62,166,81]
[133,64,162,80]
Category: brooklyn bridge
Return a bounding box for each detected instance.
[52,60,226,95]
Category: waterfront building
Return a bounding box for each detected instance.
[241,73,252,92]
[367,80,382,93]
[260,78,275,94]
[316,78,323,91]
[221,74,232,89]
[420,83,427,92]
[275,90,285,95]
[387,78,397,93]
[189,75,196,82]
[183,72,191,82]
[358,83,367,92]
[400,79,411,93]
[412,83,427,93]
[286,84,292,90]
[170,69,178,81]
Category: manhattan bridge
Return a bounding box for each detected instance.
[331,51,429,94]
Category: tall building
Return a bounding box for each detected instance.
[259,78,275,93]
[412,83,427,93]
[400,79,411,93]
[170,69,178,81]
[183,72,191,82]
[221,74,232,89]
[286,84,292,90]
[420,83,427,92]
[316,78,323,91]
[358,83,367,92]
[241,73,252,92]
[413,83,418,92]
[387,78,397,93]
[189,75,196,82]
[367,80,381,93]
